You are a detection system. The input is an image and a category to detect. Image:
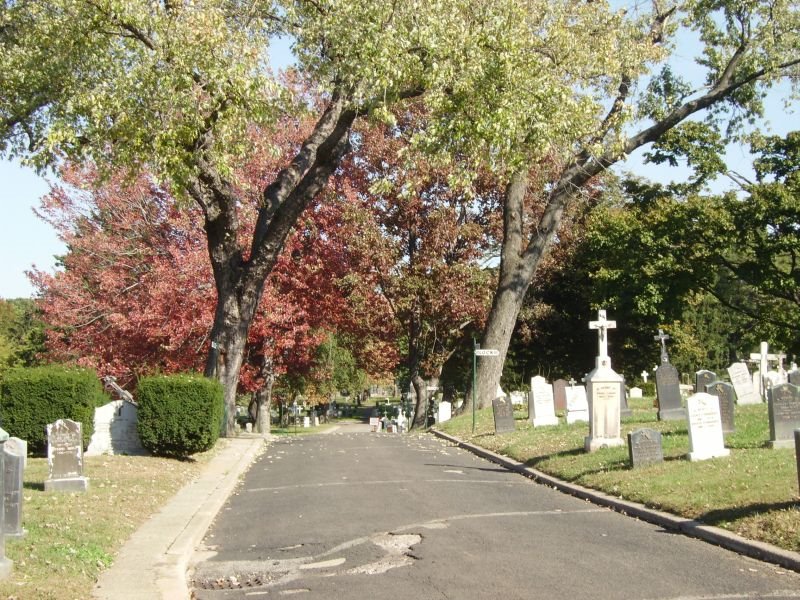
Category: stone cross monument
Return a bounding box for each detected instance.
[584,309,624,452]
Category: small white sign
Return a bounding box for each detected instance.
[475,349,500,357]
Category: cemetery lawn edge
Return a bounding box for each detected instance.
[440,399,800,554]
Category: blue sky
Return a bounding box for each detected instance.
[0,30,797,300]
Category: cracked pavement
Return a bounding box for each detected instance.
[189,423,800,599]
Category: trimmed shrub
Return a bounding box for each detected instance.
[137,373,223,458]
[0,365,107,454]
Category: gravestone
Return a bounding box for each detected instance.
[509,391,526,406]
[553,379,568,412]
[3,438,25,537]
[789,369,800,386]
[438,401,452,424]
[529,376,559,427]
[585,310,624,451]
[565,385,589,424]
[767,383,800,449]
[686,393,730,461]
[796,430,800,493]
[694,370,717,394]
[727,362,761,405]
[0,429,12,578]
[704,381,736,434]
[619,379,632,419]
[628,428,664,468]
[302,416,310,428]
[369,417,380,432]
[45,419,89,492]
[630,387,643,399]
[86,399,147,456]
[7,437,26,469]
[656,363,685,421]
[492,394,516,434]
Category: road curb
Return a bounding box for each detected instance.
[430,428,800,573]
[93,436,267,600]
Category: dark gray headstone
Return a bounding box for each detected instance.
[695,370,717,393]
[553,379,568,412]
[656,363,685,421]
[796,430,800,493]
[619,378,632,419]
[3,439,25,538]
[767,383,800,449]
[705,381,736,434]
[45,419,89,492]
[492,396,516,434]
[789,370,800,386]
[628,428,664,468]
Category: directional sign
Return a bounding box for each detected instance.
[474,349,500,357]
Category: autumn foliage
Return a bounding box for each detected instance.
[31,120,397,395]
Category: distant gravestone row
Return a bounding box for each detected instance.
[482,313,800,486]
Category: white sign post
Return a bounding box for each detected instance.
[473,344,500,432]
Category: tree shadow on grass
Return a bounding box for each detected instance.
[24,481,44,491]
[697,500,800,528]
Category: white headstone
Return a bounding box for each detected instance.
[86,400,147,456]
[630,387,643,398]
[510,391,526,405]
[495,384,507,399]
[303,416,310,428]
[686,393,730,461]
[437,401,452,424]
[565,385,589,424]
[727,362,761,405]
[529,376,559,427]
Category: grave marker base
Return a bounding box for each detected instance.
[44,476,89,492]
[688,447,730,462]
[584,436,624,452]
[532,415,559,427]
[658,408,686,421]
[769,439,796,450]
[0,557,12,580]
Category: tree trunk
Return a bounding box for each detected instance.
[410,373,439,430]
[194,93,357,436]
[466,171,538,409]
[254,355,275,435]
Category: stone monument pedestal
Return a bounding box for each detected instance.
[584,363,625,452]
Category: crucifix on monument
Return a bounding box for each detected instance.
[749,341,787,398]
[654,329,670,363]
[585,309,624,451]
[589,309,616,369]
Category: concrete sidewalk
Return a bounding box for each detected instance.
[93,436,266,600]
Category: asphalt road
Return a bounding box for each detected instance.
[190,423,800,599]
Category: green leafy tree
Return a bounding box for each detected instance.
[0,0,542,434]
[467,1,800,407]
[0,298,46,374]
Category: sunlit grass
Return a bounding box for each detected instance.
[0,445,215,600]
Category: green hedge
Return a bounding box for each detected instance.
[137,374,223,458]
[0,365,107,454]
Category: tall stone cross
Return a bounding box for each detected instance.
[749,342,786,394]
[589,310,616,368]
[654,329,670,363]
[641,370,649,383]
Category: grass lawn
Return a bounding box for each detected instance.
[439,398,800,553]
[0,445,214,600]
